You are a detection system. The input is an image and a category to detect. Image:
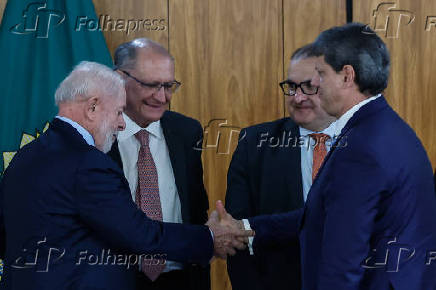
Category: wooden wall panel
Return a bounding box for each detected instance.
[0,0,6,23]
[283,0,347,67]
[168,1,285,289]
[93,0,169,56]
[354,0,436,168]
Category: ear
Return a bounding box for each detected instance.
[85,96,100,121]
[114,69,124,78]
[341,65,356,88]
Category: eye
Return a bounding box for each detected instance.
[117,111,123,116]
[303,81,313,88]
[147,82,161,88]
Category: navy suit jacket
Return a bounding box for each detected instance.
[108,110,211,289]
[250,97,436,290]
[225,118,303,290]
[0,118,213,290]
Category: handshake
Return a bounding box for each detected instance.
[205,200,255,259]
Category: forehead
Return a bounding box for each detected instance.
[314,56,330,70]
[287,57,317,82]
[134,50,174,81]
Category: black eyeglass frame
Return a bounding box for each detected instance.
[118,69,181,94]
[279,80,318,96]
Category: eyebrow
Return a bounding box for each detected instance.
[287,79,312,83]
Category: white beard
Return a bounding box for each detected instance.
[99,118,117,153]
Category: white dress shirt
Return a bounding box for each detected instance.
[299,123,337,202]
[245,94,381,254]
[332,94,381,137]
[117,113,183,272]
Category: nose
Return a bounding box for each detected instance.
[294,88,307,103]
[154,86,167,103]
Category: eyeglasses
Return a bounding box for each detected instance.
[119,69,181,94]
[279,80,318,96]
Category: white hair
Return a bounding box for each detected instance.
[54,61,124,105]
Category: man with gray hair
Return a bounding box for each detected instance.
[108,38,211,289]
[0,61,249,290]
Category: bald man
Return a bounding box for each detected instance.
[108,38,211,290]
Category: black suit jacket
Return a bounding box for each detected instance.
[0,118,213,290]
[225,117,303,290]
[108,110,210,289]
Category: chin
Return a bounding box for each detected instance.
[293,113,314,124]
[144,109,166,122]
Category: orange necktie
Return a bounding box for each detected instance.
[309,133,330,182]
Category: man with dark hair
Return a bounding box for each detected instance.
[221,23,436,289]
[109,38,212,290]
[225,44,336,290]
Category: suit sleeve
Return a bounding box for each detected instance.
[225,129,265,290]
[75,151,213,266]
[188,121,211,290]
[249,209,303,251]
[317,149,387,289]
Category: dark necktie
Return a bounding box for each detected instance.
[135,129,165,281]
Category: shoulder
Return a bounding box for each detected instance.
[240,117,297,142]
[80,147,124,174]
[160,111,203,144]
[161,111,202,130]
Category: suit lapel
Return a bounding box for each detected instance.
[305,96,389,206]
[160,113,190,223]
[283,119,304,208]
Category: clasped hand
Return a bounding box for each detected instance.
[206,200,254,259]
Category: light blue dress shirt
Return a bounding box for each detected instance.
[55,116,95,146]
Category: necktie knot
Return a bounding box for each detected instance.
[309,133,330,147]
[135,130,150,147]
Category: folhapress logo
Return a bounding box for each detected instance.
[10,2,65,38]
[371,2,415,38]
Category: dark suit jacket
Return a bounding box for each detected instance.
[225,118,303,290]
[108,110,210,290]
[0,118,213,290]
[250,97,436,290]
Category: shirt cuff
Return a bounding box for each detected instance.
[242,219,254,255]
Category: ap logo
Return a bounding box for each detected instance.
[10,2,65,38]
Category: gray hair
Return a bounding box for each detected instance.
[290,43,317,62]
[312,23,390,96]
[54,61,124,105]
[113,38,174,70]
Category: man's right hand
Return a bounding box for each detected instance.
[206,200,254,259]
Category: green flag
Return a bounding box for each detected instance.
[0,0,112,177]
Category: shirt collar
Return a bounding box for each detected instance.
[55,116,95,146]
[118,113,163,141]
[333,94,381,137]
[299,120,337,139]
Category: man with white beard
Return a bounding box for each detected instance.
[0,61,248,290]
